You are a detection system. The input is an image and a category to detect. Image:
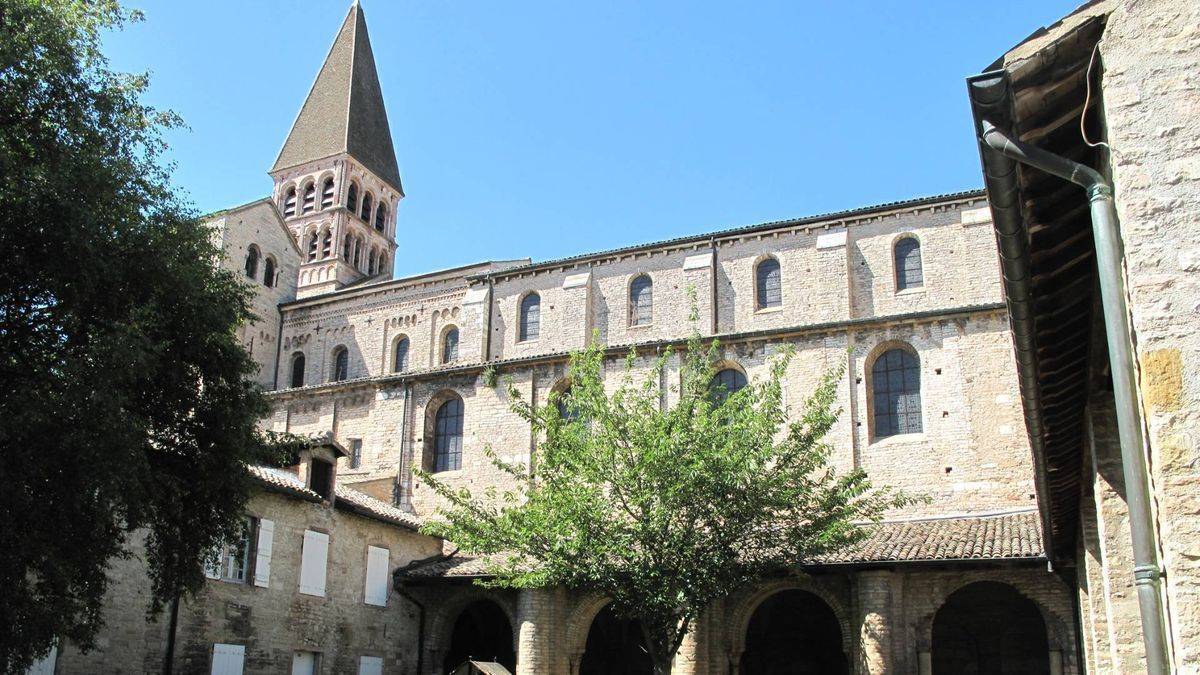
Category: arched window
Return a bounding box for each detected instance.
[378,253,389,276]
[301,182,316,213]
[367,249,378,276]
[360,193,373,221]
[629,275,653,326]
[755,257,782,309]
[290,353,305,388]
[871,347,922,438]
[282,187,297,218]
[374,202,387,232]
[331,346,349,382]
[306,231,318,262]
[342,233,352,260]
[346,182,359,212]
[519,293,541,342]
[895,237,923,291]
[709,367,748,404]
[432,396,464,472]
[442,327,459,364]
[244,245,260,279]
[352,237,362,269]
[263,256,276,288]
[554,384,577,421]
[320,177,335,209]
[320,229,332,259]
[393,336,410,373]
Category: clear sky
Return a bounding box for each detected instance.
[103,1,1081,278]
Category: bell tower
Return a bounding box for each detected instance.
[269,1,403,298]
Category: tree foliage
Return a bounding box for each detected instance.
[421,332,916,673]
[0,1,290,669]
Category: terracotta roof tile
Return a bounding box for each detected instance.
[401,510,1043,579]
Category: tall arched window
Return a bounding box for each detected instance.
[352,237,362,269]
[282,188,297,218]
[342,234,353,260]
[432,396,464,472]
[519,293,541,342]
[871,347,922,438]
[442,327,459,364]
[367,249,378,276]
[710,367,748,404]
[244,245,260,279]
[263,256,276,288]
[393,336,410,373]
[320,229,333,259]
[290,353,306,388]
[331,347,349,382]
[894,237,923,291]
[374,202,388,232]
[306,231,319,262]
[320,177,335,209]
[301,182,316,213]
[360,193,373,221]
[630,275,653,326]
[378,253,389,276]
[346,183,359,212]
[755,257,782,309]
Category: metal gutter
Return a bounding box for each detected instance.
[968,69,1170,674]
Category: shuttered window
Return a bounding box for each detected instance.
[364,546,389,606]
[630,275,653,326]
[756,258,782,309]
[298,530,329,597]
[302,183,316,213]
[211,644,245,675]
[253,519,274,588]
[895,237,923,290]
[320,178,335,209]
[871,348,922,438]
[519,293,541,341]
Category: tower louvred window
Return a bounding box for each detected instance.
[361,193,372,221]
[320,178,335,209]
[321,229,332,259]
[374,203,387,232]
[283,188,297,218]
[302,183,316,213]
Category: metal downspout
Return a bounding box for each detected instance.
[980,120,1171,674]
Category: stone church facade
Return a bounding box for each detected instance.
[41,1,1200,673]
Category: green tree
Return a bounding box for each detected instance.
[0,1,291,670]
[421,333,916,674]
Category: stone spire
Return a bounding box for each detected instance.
[272,2,403,194]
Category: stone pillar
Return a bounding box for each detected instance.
[672,615,706,674]
[516,587,558,675]
[857,570,895,674]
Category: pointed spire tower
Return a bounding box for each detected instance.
[271,1,403,297]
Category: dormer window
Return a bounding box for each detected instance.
[309,458,333,500]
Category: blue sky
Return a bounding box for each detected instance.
[103,1,1080,278]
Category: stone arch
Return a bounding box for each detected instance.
[726,578,853,660]
[422,389,464,472]
[862,339,923,442]
[915,577,1070,655]
[425,588,519,671]
[564,594,612,666]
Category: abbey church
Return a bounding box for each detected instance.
[41,1,1200,673]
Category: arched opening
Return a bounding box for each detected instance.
[869,344,922,439]
[289,352,305,388]
[442,600,515,673]
[282,186,297,218]
[374,202,388,231]
[330,346,349,382]
[755,256,782,310]
[579,604,652,675]
[346,182,359,212]
[320,228,333,259]
[519,292,540,342]
[629,274,653,326]
[739,589,847,675]
[427,394,464,473]
[709,366,748,404]
[320,177,335,209]
[244,244,259,279]
[393,336,410,373]
[263,256,276,288]
[931,581,1050,674]
[894,236,923,291]
[360,192,373,221]
[305,230,318,262]
[301,181,316,213]
[442,326,460,364]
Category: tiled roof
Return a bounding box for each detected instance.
[334,484,423,531]
[401,510,1043,579]
[246,465,422,531]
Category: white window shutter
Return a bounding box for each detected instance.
[26,644,57,675]
[211,644,245,675]
[364,546,389,607]
[253,519,274,588]
[298,530,329,597]
[291,651,317,675]
[358,655,384,675]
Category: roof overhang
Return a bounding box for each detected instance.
[965,7,1111,565]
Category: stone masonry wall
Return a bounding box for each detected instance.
[1099,1,1200,670]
